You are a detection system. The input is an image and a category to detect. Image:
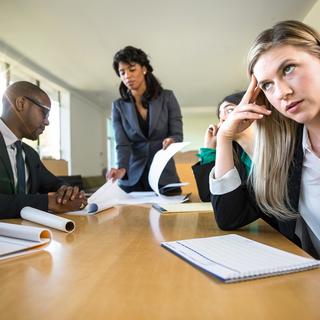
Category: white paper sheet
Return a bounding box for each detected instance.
[148,142,191,195]
[0,222,52,260]
[68,187,189,216]
[66,142,191,215]
[88,179,129,204]
[21,207,75,233]
[66,181,128,215]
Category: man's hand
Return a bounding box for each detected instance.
[48,186,87,213]
[55,185,86,204]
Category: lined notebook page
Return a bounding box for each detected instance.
[162,234,320,282]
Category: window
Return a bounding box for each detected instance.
[37,82,61,159]
[0,60,8,113]
[0,54,63,160]
[107,117,116,169]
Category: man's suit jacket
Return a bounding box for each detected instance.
[211,125,319,258]
[112,89,183,187]
[0,133,63,219]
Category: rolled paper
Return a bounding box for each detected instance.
[21,207,75,233]
[87,203,98,213]
[0,222,52,242]
[0,222,52,260]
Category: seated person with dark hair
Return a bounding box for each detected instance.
[0,81,87,219]
[192,91,253,202]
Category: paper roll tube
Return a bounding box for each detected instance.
[21,207,75,233]
[0,222,52,242]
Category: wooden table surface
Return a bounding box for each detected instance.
[1,205,320,320]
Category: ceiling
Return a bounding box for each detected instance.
[0,0,317,110]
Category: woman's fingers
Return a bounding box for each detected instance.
[107,168,126,182]
[235,103,271,117]
[107,168,117,181]
[250,85,261,104]
[162,138,174,150]
[240,75,258,105]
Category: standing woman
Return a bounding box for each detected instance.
[108,46,183,193]
[211,20,320,258]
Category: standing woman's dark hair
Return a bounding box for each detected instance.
[113,46,163,104]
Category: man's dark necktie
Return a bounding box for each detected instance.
[15,140,26,194]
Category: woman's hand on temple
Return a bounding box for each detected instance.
[218,75,271,141]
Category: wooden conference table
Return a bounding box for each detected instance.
[0,205,320,320]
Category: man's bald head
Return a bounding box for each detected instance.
[2,81,49,114]
[1,81,51,140]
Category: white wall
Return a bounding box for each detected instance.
[0,42,108,177]
[182,0,320,154]
[182,106,218,152]
[304,0,320,28]
[69,93,107,176]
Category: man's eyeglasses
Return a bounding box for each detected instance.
[24,96,50,119]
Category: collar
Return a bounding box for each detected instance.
[0,118,19,147]
[302,125,313,156]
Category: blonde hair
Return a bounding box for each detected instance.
[247,20,320,219]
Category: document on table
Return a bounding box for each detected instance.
[162,234,320,283]
[148,141,191,196]
[67,180,190,216]
[0,222,52,261]
[67,142,191,216]
[153,202,213,213]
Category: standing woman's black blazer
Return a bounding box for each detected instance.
[112,89,183,188]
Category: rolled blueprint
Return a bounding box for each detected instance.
[21,207,75,233]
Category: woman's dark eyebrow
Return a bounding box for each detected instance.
[223,103,234,109]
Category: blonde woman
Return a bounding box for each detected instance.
[210,20,320,258]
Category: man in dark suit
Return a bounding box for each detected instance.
[0,81,87,219]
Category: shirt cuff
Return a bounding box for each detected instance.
[209,167,241,195]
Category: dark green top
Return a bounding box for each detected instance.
[196,147,252,175]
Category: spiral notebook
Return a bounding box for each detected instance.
[161,234,320,283]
